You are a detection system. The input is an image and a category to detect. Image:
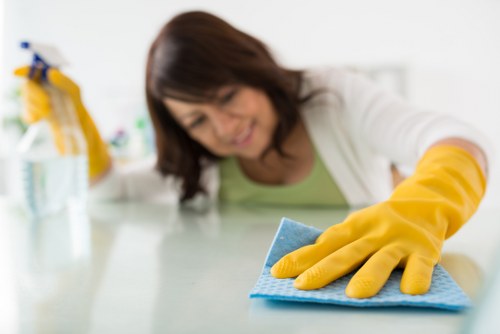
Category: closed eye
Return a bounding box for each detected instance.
[219,88,238,105]
[188,115,207,129]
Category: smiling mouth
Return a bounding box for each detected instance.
[232,122,255,147]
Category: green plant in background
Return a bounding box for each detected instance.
[1,85,28,135]
[134,113,155,154]
[106,112,156,163]
[3,112,28,134]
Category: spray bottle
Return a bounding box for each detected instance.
[17,42,88,219]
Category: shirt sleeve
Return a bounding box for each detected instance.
[89,155,181,204]
[340,69,494,168]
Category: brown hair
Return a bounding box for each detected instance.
[146,11,313,202]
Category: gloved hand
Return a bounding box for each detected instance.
[14,66,111,182]
[271,145,486,298]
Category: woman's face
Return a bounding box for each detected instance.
[164,86,278,159]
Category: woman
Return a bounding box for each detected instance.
[16,11,490,299]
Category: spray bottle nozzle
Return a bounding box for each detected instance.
[20,41,69,81]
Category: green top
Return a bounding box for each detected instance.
[218,148,348,207]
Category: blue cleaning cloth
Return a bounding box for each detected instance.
[249,217,471,311]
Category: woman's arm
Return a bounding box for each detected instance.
[430,137,489,179]
[89,156,180,203]
[271,143,487,298]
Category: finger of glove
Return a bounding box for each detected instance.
[400,254,435,295]
[47,68,79,97]
[271,224,353,279]
[22,104,50,124]
[14,66,31,78]
[293,238,374,290]
[345,246,403,298]
[21,81,51,123]
[21,80,51,105]
[14,65,46,82]
[16,66,77,96]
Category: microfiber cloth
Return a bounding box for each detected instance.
[249,217,471,311]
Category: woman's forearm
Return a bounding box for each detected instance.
[428,137,489,179]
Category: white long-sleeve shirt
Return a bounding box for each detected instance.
[90,67,492,206]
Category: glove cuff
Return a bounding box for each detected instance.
[390,145,486,239]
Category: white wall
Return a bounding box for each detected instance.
[1,0,499,206]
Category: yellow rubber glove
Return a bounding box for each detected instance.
[271,145,486,298]
[14,66,111,182]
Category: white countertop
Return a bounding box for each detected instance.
[1,198,499,334]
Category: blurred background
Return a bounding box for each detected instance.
[0,0,499,206]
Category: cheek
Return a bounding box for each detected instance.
[257,98,277,130]
[246,93,276,125]
[190,129,232,155]
[190,130,215,147]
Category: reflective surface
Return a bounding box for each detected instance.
[1,197,500,334]
[462,247,500,334]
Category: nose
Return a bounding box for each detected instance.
[211,109,239,141]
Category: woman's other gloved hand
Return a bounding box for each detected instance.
[271,145,486,298]
[14,66,112,183]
